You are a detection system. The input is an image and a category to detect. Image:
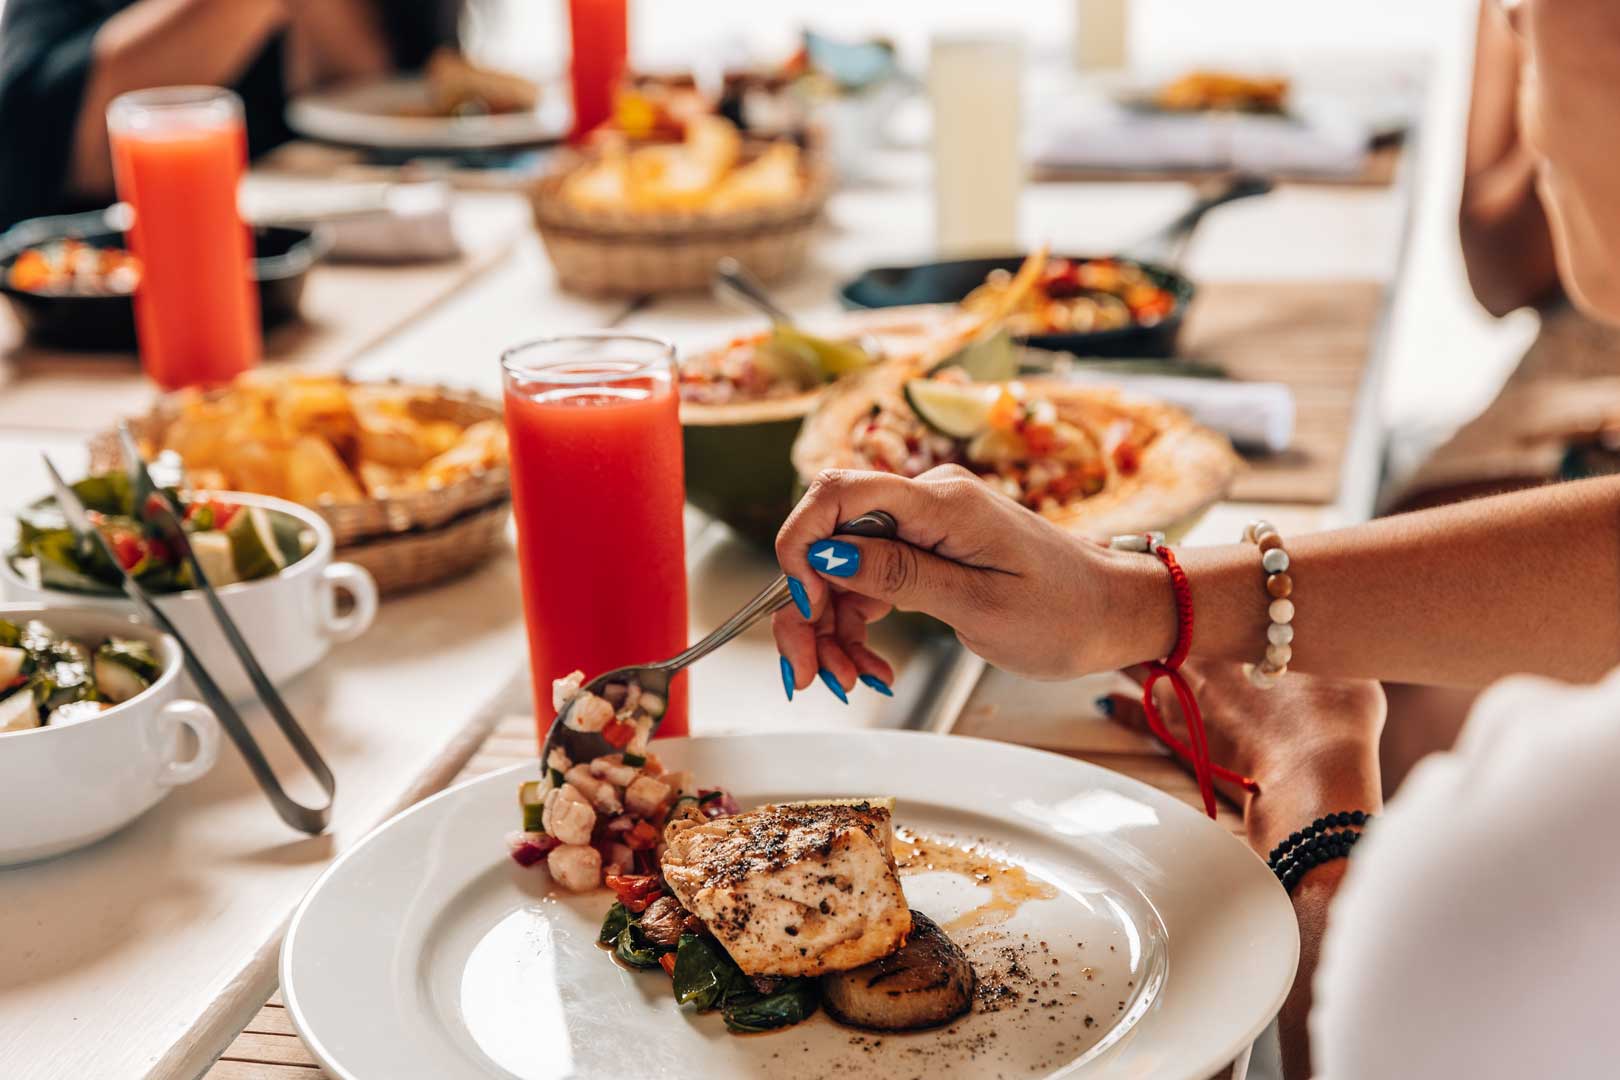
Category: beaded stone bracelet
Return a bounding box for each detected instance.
[1267,811,1371,892]
[1241,519,1294,689]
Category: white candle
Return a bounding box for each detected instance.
[928,35,1023,257]
[1074,0,1130,71]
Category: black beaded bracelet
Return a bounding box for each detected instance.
[1266,810,1370,865]
[1271,829,1361,893]
[1266,810,1372,893]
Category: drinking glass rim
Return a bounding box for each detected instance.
[500,332,677,385]
[107,86,242,131]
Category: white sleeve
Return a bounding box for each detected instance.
[1310,668,1620,1080]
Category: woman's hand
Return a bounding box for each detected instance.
[1102,661,1386,851]
[772,466,1176,693]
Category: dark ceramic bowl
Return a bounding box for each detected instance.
[838,254,1195,359]
[0,209,328,351]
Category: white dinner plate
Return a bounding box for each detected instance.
[282,732,1296,1079]
[286,77,571,150]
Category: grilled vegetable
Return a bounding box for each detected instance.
[819,910,975,1031]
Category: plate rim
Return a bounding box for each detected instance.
[282,730,1298,1080]
[285,75,569,151]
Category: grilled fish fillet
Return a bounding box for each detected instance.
[660,800,912,977]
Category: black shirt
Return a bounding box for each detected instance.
[0,0,458,230]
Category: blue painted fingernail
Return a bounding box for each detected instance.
[818,668,849,704]
[808,539,860,578]
[859,674,893,697]
[1094,696,1114,716]
[786,576,811,619]
[780,656,795,702]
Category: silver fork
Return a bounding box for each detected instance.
[540,510,897,768]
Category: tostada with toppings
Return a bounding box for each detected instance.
[791,340,1240,539]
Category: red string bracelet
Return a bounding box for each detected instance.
[1118,535,1261,819]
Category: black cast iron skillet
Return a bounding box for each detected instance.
[0,207,329,352]
[837,174,1272,358]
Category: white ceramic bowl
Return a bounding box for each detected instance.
[0,604,220,866]
[0,492,378,702]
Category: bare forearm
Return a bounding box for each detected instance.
[1244,743,1383,1080]
[1459,0,1559,316]
[1521,0,1620,321]
[1114,477,1620,687]
[1459,145,1560,316]
[72,0,287,196]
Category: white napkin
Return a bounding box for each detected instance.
[1061,370,1296,453]
[1031,99,1369,177]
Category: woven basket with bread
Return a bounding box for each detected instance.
[530,115,832,296]
[91,372,510,594]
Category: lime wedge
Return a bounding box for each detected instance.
[754,326,823,388]
[903,379,996,439]
[936,328,1019,383]
[769,325,875,381]
[227,507,288,582]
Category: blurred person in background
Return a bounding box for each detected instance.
[1380,0,1620,792]
[0,0,461,230]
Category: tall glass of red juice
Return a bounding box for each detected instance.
[566,0,628,143]
[502,334,689,745]
[107,86,260,390]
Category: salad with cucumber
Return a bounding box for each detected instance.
[0,618,161,733]
[9,473,312,595]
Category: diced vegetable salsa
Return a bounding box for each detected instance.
[501,670,815,1035]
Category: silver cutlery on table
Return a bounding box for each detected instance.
[541,510,898,768]
[41,430,335,834]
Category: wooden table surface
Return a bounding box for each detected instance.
[204,713,1244,1080]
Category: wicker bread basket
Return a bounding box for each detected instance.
[530,144,833,297]
[90,378,509,547]
[89,379,512,594]
[336,498,511,596]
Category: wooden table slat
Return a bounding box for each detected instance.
[1183,279,1385,507]
[206,1061,323,1079]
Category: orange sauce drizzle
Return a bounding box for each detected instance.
[893,827,1058,934]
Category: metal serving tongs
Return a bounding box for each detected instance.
[40,431,336,834]
[542,510,898,768]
